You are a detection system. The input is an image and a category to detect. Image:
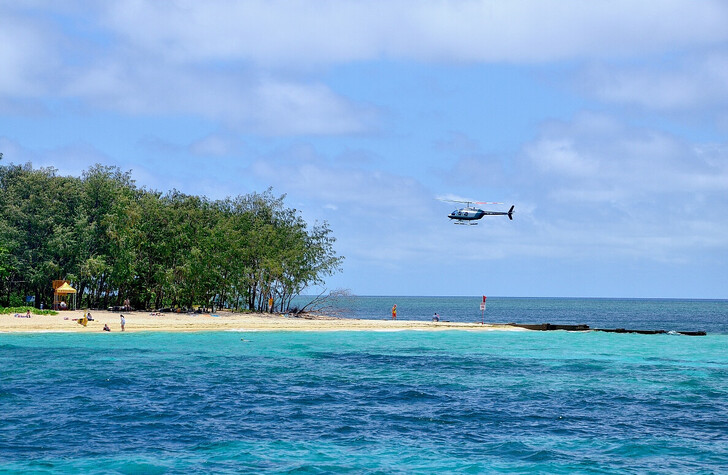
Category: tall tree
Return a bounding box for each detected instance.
[0,163,82,306]
[0,163,343,311]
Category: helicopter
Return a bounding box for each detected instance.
[441,200,515,225]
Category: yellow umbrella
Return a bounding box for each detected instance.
[53,282,77,310]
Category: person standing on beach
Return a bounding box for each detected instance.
[268,296,274,313]
[120,314,126,332]
[392,304,397,320]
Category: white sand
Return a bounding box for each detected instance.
[0,310,525,333]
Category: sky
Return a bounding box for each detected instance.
[1,0,727,298]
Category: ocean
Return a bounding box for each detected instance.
[2,297,727,473]
[294,295,728,334]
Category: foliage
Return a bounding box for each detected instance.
[0,162,343,311]
[0,306,58,316]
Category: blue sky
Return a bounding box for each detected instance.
[2,1,727,298]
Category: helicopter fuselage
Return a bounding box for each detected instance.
[447,204,514,223]
[448,207,485,221]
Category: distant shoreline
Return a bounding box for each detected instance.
[0,310,527,334]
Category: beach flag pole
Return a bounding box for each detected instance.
[480,296,487,325]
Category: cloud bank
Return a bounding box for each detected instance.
[3,1,728,134]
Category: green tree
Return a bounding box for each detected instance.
[0,162,343,312]
[0,163,82,307]
[77,164,137,308]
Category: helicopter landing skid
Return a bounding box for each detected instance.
[454,221,478,225]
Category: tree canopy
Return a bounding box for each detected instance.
[0,162,342,311]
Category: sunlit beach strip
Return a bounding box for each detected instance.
[0,310,524,333]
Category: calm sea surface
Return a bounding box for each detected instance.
[294,296,728,334]
[2,298,727,473]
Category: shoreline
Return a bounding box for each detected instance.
[0,310,527,334]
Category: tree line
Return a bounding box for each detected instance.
[0,161,342,312]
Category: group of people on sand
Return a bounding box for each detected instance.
[100,314,124,332]
[391,304,442,322]
[11,307,127,331]
[73,311,125,332]
[102,314,125,332]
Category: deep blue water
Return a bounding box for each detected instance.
[294,296,728,334]
[2,298,728,473]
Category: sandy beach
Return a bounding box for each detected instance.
[0,309,524,333]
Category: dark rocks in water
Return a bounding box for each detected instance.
[505,322,706,336]
[508,323,591,331]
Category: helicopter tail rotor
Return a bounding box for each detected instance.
[508,205,514,220]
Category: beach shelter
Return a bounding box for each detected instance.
[53,281,77,310]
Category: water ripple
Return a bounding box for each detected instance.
[1,331,727,473]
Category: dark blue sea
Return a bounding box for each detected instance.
[295,295,728,334]
[2,298,727,473]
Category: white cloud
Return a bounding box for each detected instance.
[101,0,728,65]
[0,136,182,194]
[238,145,457,265]
[250,159,427,212]
[3,1,727,135]
[512,113,728,261]
[522,113,728,200]
[61,58,372,134]
[189,134,239,156]
[527,139,598,177]
[0,137,117,178]
[2,1,727,297]
[250,80,375,134]
[0,10,60,96]
[238,118,728,268]
[0,137,27,163]
[0,4,376,135]
[583,52,728,110]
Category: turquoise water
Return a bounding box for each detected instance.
[2,299,728,473]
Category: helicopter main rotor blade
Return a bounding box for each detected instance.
[438,199,504,204]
